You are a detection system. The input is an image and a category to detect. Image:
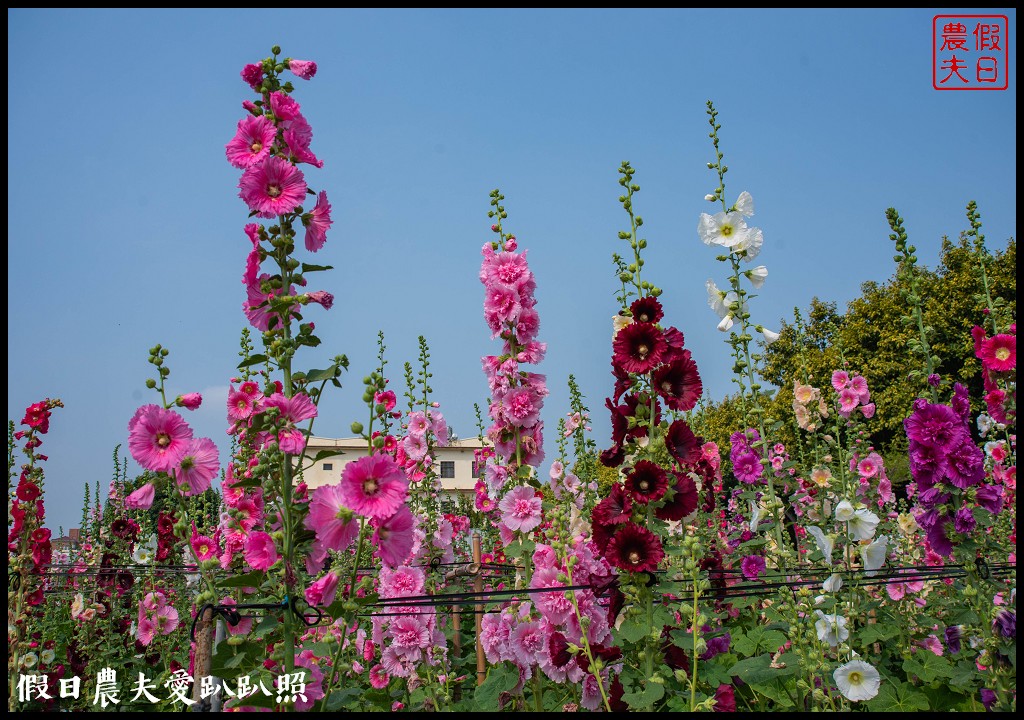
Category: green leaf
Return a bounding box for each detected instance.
[305,366,340,383]
[301,263,334,273]
[622,681,664,709]
[751,677,796,708]
[731,625,787,657]
[728,654,797,685]
[857,622,900,646]
[237,354,269,369]
[867,682,930,711]
[617,613,650,644]
[475,663,519,710]
[902,652,953,683]
[219,570,267,588]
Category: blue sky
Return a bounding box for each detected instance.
[7,9,1017,535]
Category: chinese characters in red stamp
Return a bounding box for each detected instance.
[934,15,1009,90]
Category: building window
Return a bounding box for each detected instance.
[323,463,333,471]
[440,461,456,479]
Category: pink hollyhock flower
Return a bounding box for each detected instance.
[190,531,219,562]
[430,411,449,446]
[305,572,340,607]
[141,591,167,612]
[741,554,767,580]
[137,616,157,646]
[831,370,850,391]
[294,650,325,711]
[238,156,308,219]
[128,405,193,473]
[498,485,543,533]
[390,616,431,653]
[306,290,333,310]
[509,620,546,667]
[379,565,425,598]
[848,375,870,403]
[406,411,430,437]
[177,392,202,411]
[483,284,522,334]
[225,115,277,169]
[374,390,397,412]
[269,91,302,122]
[288,59,318,79]
[861,402,876,419]
[244,531,279,570]
[305,484,359,551]
[174,437,219,496]
[369,664,390,690]
[243,225,262,287]
[240,63,263,89]
[373,506,415,567]
[220,596,252,636]
[340,454,409,520]
[838,388,860,416]
[500,386,542,427]
[857,452,883,479]
[303,190,332,252]
[485,251,535,292]
[154,605,180,636]
[980,334,1016,372]
[124,483,155,510]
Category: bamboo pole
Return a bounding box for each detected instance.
[473,533,486,686]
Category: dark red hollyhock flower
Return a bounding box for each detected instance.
[611,360,631,404]
[663,639,691,672]
[624,460,669,504]
[613,322,667,374]
[599,443,624,469]
[591,518,615,555]
[157,512,176,537]
[22,402,51,433]
[661,326,686,361]
[714,684,737,712]
[16,480,41,502]
[656,471,699,522]
[608,676,629,712]
[652,354,703,412]
[606,522,663,574]
[31,528,51,543]
[548,631,572,668]
[593,484,633,526]
[666,419,701,466]
[606,397,628,446]
[606,585,625,625]
[576,643,623,673]
[630,296,664,324]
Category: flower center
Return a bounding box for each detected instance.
[250,141,263,153]
[995,347,1010,361]
[721,224,734,236]
[638,313,649,322]
[267,183,282,198]
[628,551,641,564]
[156,432,171,448]
[661,381,672,393]
[848,670,863,684]
[637,344,649,358]
[638,479,650,491]
[363,478,379,496]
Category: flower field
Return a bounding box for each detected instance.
[8,47,1016,713]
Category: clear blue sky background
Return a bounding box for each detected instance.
[8,9,1017,535]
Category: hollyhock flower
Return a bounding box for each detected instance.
[975,485,1004,514]
[993,609,1016,639]
[944,439,986,488]
[953,506,976,535]
[190,532,218,562]
[484,251,534,292]
[606,522,663,573]
[847,508,880,541]
[857,453,883,479]
[269,91,302,121]
[243,531,279,571]
[137,617,157,646]
[904,402,965,451]
[225,115,277,169]
[651,355,703,411]
[860,402,876,419]
[483,285,522,334]
[22,401,52,431]
[154,605,180,636]
[860,535,888,576]
[238,156,308,219]
[340,454,408,520]
[760,327,780,344]
[288,59,318,79]
[132,534,157,564]
[944,625,962,654]
[174,437,219,496]
[667,419,701,466]
[624,460,669,504]
[733,451,764,484]
[834,500,855,522]
[979,334,1016,372]
[369,664,389,690]
[838,388,860,415]
[302,190,332,252]
[831,370,850,391]
[714,684,737,713]
[375,390,397,412]
[740,554,766,580]
[379,565,425,598]
[980,688,998,710]
[306,290,334,310]
[128,405,193,473]
[744,265,768,289]
[613,313,632,337]
[306,483,359,551]
[124,483,156,511]
[240,63,263,89]
[498,485,543,533]
[814,610,849,647]
[630,295,664,324]
[593,483,633,527]
[373,506,415,567]
[806,526,834,564]
[834,660,882,704]
[177,392,203,411]
[612,322,666,374]
[499,386,543,427]
[656,471,699,522]
[698,210,751,249]
[305,572,340,607]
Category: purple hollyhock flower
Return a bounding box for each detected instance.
[904,401,965,451]
[740,554,766,581]
[944,625,962,654]
[992,610,1016,639]
[944,439,986,489]
[701,632,732,660]
[953,506,976,535]
[980,688,997,711]
[975,485,1005,514]
[926,517,954,557]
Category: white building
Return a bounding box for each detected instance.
[299,436,487,498]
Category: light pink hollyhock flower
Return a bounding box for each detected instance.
[294,650,325,711]
[305,572,340,607]
[861,403,876,419]
[124,483,155,510]
[849,375,870,403]
[369,664,390,690]
[277,427,307,455]
[430,412,449,446]
[532,567,574,625]
[498,485,543,533]
[479,612,514,664]
[406,411,429,437]
[379,565,425,599]
[141,591,167,612]
[154,605,180,636]
[177,393,203,411]
[288,59,318,80]
[838,388,860,416]
[373,506,416,567]
[549,460,564,481]
[340,454,409,520]
[483,285,522,335]
[509,620,546,667]
[174,437,219,496]
[137,616,157,646]
[302,190,333,253]
[390,616,431,654]
[220,596,252,636]
[238,156,308,219]
[244,531,279,571]
[498,521,516,546]
[831,370,850,392]
[878,477,893,504]
[225,115,277,169]
[402,433,428,462]
[857,452,884,480]
[305,484,359,551]
[128,405,193,473]
[919,634,944,656]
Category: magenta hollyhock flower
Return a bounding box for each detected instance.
[606,522,663,573]
[269,91,302,122]
[243,531,279,570]
[293,651,326,711]
[225,115,277,169]
[714,684,737,712]
[498,485,543,532]
[238,156,308,219]
[500,386,542,427]
[124,483,155,510]
[302,190,333,252]
[612,321,667,374]
[283,114,323,168]
[979,334,1016,372]
[177,392,202,411]
[374,390,397,412]
[265,391,318,425]
[740,554,767,580]
[340,454,409,520]
[733,450,764,484]
[904,401,965,451]
[373,506,416,567]
[128,405,193,473]
[305,484,359,551]
[288,59,318,80]
[220,596,252,636]
[652,354,703,412]
[240,63,263,89]
[369,664,390,690]
[190,532,218,562]
[305,572,340,607]
[174,437,219,496]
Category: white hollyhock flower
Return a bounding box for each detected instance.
[749,500,762,533]
[133,534,158,565]
[806,526,835,564]
[834,659,881,702]
[860,535,888,576]
[612,313,632,338]
[847,508,880,541]
[815,610,849,647]
[706,279,746,332]
[834,500,855,522]
[745,265,768,289]
[734,226,764,261]
[734,191,755,217]
[698,211,751,249]
[823,573,843,592]
[704,193,717,202]
[761,327,781,345]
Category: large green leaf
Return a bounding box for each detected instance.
[902,652,953,683]
[475,664,519,711]
[622,681,665,709]
[731,625,788,657]
[867,682,930,711]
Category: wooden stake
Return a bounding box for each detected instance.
[191,605,215,705]
[473,533,486,686]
